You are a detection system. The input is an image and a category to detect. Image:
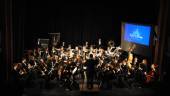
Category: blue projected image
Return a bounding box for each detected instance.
[124,23,151,46]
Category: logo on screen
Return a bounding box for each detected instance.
[124,23,151,46]
[129,29,143,39]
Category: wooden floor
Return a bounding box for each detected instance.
[79,80,100,92]
[19,79,162,96]
[79,83,100,92]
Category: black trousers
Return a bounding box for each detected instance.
[87,71,94,89]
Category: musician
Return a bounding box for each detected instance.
[21,58,28,71]
[121,59,128,76]
[102,64,114,89]
[137,59,148,87]
[85,41,89,48]
[140,59,148,75]
[11,63,26,96]
[11,63,23,84]
[25,63,36,86]
[146,64,159,85]
[29,56,37,68]
[62,64,73,91]
[120,58,129,87]
[86,54,98,89]
[132,57,138,70]
[57,65,65,81]
[42,48,50,60]
[39,58,47,76]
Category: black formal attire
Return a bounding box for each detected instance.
[86,58,97,89]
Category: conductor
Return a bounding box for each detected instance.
[86,54,97,89]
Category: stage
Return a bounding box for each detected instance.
[15,79,163,96]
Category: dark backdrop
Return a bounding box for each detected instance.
[2,0,170,89]
[12,1,159,62]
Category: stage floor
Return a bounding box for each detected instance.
[20,80,162,96]
[22,87,161,96]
